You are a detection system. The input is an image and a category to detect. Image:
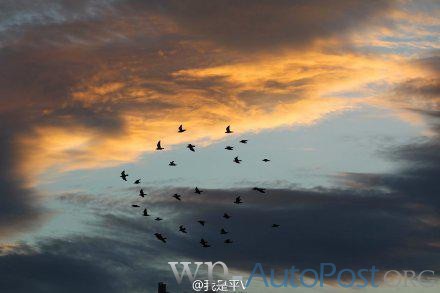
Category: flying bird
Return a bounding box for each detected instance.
[139,189,146,197]
[223,213,231,219]
[200,238,211,248]
[179,225,187,233]
[154,233,167,243]
[169,161,176,166]
[156,141,164,150]
[220,228,228,235]
[187,144,195,152]
[234,196,242,204]
[225,125,233,133]
[195,187,203,194]
[132,204,140,208]
[143,208,150,216]
[225,146,234,150]
[262,159,270,162]
[197,220,205,226]
[224,239,233,244]
[172,194,181,201]
[233,156,242,164]
[178,124,186,133]
[239,139,248,144]
[134,179,141,184]
[155,217,163,221]
[272,224,280,228]
[253,187,266,193]
[120,170,128,181]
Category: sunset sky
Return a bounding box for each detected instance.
[0,0,439,292]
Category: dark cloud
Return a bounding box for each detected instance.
[0,130,44,236]
[3,172,438,291]
[0,236,174,293]
[140,0,394,51]
[1,0,395,52]
[0,252,117,293]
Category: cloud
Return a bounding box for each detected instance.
[139,0,395,52]
[0,0,437,242]
[1,108,439,291]
[0,116,48,238]
[0,236,174,293]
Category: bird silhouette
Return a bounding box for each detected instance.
[262,159,270,162]
[223,213,231,219]
[155,217,163,221]
[179,225,187,233]
[239,139,248,144]
[134,179,141,184]
[234,156,242,164]
[172,194,181,201]
[143,208,150,216]
[169,161,177,166]
[120,170,128,181]
[197,220,205,226]
[225,146,234,150]
[178,124,186,133]
[195,187,203,194]
[224,239,233,244]
[234,196,243,204]
[200,238,211,248]
[132,204,140,207]
[139,189,146,197]
[187,144,195,152]
[156,141,164,150]
[272,224,280,228]
[220,228,228,235]
[154,233,167,243]
[253,187,266,193]
[225,125,233,133]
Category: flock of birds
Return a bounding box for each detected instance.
[120,125,278,247]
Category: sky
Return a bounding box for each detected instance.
[0,0,439,292]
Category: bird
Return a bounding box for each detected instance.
[143,208,150,216]
[178,124,186,133]
[239,139,248,144]
[120,170,128,181]
[272,224,280,228]
[234,196,243,204]
[223,213,231,219]
[172,194,181,201]
[253,187,266,193]
[187,144,195,152]
[156,140,164,150]
[155,217,163,221]
[200,238,211,248]
[139,189,146,197]
[132,204,140,207]
[195,187,203,194]
[169,161,177,166]
[262,159,270,162]
[154,233,167,243]
[233,156,242,164]
[179,225,187,233]
[225,125,233,133]
[134,179,141,184]
[220,228,228,235]
[197,220,205,226]
[224,239,233,244]
[225,146,234,150]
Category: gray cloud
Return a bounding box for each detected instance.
[0,0,395,52]
[140,0,394,51]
